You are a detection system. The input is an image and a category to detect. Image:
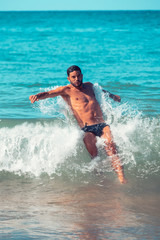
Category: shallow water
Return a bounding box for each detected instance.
[0,176,160,240]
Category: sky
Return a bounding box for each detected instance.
[0,0,160,11]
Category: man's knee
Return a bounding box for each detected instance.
[101,127,117,155]
[105,140,117,155]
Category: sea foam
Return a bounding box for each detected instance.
[0,84,159,179]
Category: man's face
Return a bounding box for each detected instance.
[67,71,83,88]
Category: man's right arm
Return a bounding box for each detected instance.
[29,86,66,103]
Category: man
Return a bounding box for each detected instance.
[29,65,126,184]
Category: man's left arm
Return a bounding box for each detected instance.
[102,89,121,102]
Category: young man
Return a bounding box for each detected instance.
[29,65,126,184]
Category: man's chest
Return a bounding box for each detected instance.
[63,84,97,109]
[70,90,95,106]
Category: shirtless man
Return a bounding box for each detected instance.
[29,65,126,184]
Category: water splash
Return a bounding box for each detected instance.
[0,84,159,180]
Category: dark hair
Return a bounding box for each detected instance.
[67,65,82,76]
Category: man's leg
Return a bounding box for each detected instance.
[83,132,98,158]
[101,126,126,184]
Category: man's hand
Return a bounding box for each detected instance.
[29,95,38,103]
[102,90,121,102]
[113,95,121,102]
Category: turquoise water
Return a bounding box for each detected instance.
[0,11,160,239]
[0,11,160,118]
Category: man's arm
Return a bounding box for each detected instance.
[29,86,66,103]
[102,89,121,102]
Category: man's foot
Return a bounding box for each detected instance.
[117,171,127,184]
[118,173,127,184]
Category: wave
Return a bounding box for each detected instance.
[0,84,160,181]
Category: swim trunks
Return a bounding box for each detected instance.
[81,123,109,137]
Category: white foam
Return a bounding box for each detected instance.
[0,122,82,176]
[93,84,160,176]
[0,84,159,178]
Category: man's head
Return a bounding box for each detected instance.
[67,65,83,88]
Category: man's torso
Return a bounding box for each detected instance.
[61,82,105,128]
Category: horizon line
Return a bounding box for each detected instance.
[0,9,160,12]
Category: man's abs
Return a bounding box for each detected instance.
[72,101,105,128]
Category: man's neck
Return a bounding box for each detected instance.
[72,83,84,91]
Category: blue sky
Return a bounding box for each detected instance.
[0,0,160,11]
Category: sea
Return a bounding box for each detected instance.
[0,11,160,239]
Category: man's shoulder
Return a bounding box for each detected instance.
[63,84,72,90]
[50,85,71,96]
[85,82,93,85]
[84,82,93,87]
[60,84,72,95]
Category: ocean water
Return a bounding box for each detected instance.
[0,11,160,239]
